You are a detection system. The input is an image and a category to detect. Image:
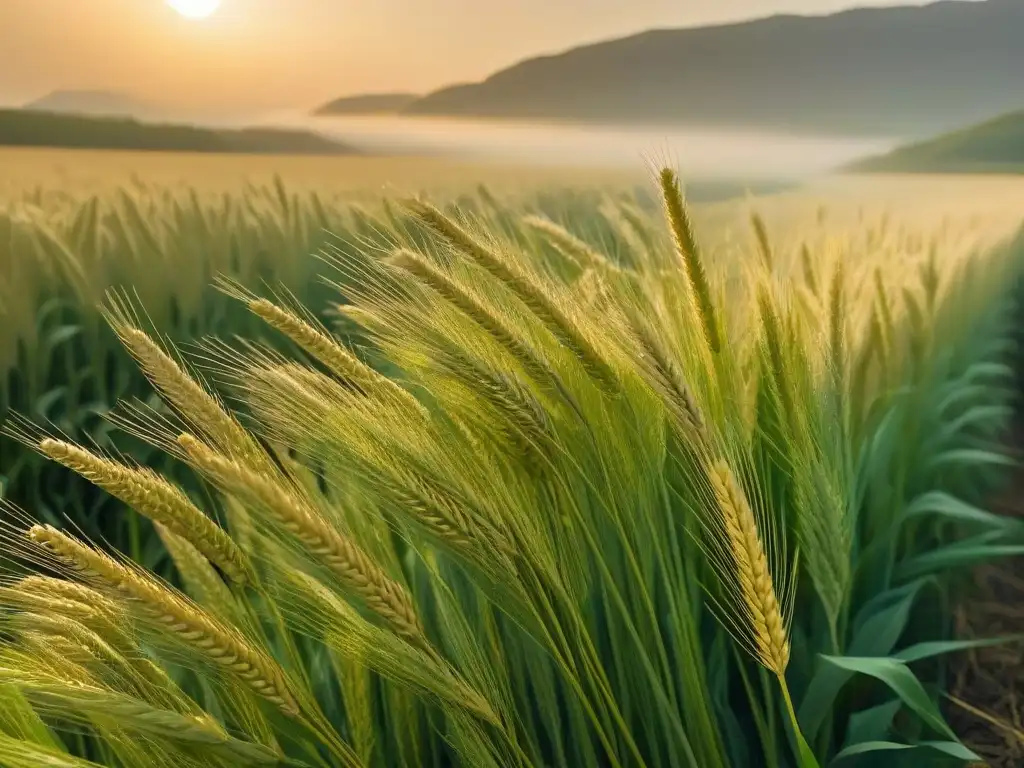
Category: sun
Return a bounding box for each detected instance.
[166,0,221,19]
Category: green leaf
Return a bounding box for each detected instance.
[897,535,1024,580]
[844,700,902,746]
[899,490,1018,532]
[819,656,957,741]
[33,386,68,421]
[0,683,63,750]
[44,324,82,348]
[830,739,978,764]
[850,578,933,655]
[895,635,1024,663]
[926,448,1016,472]
[799,579,931,741]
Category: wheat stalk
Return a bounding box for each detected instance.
[27,525,300,717]
[177,434,428,649]
[707,459,789,676]
[39,438,251,585]
[400,198,619,388]
[658,169,721,354]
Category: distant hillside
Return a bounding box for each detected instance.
[0,110,356,156]
[314,93,419,116]
[25,90,160,120]
[850,110,1024,173]
[403,0,1024,138]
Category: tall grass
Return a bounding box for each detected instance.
[1,167,1022,767]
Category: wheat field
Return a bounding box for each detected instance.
[1,147,1023,767]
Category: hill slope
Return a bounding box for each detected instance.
[0,110,356,155]
[404,0,1024,138]
[314,93,419,116]
[25,90,160,120]
[850,110,1024,173]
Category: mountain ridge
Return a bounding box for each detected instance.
[0,109,357,156]
[25,90,162,120]
[400,0,1024,138]
[313,93,419,116]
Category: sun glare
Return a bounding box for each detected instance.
[166,0,220,19]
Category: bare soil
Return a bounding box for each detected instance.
[947,419,1024,766]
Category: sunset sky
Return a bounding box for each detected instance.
[0,0,977,117]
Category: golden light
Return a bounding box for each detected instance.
[166,0,221,19]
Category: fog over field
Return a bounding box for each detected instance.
[262,113,895,179]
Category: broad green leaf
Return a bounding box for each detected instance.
[799,579,931,740]
[897,537,1024,580]
[925,448,1016,472]
[819,656,957,741]
[899,490,1019,532]
[843,700,902,747]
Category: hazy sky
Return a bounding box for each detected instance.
[0,0,975,115]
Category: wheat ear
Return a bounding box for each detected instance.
[107,320,264,466]
[39,438,251,585]
[750,212,774,273]
[177,434,427,649]
[658,168,722,354]
[522,214,617,272]
[248,298,418,411]
[627,315,708,449]
[389,248,554,386]
[27,525,300,717]
[707,460,789,676]
[400,199,618,388]
[156,524,239,620]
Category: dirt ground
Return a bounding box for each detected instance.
[948,418,1024,766]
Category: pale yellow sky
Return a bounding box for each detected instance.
[0,0,973,115]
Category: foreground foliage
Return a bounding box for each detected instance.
[0,177,635,568]
[1,171,1022,767]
